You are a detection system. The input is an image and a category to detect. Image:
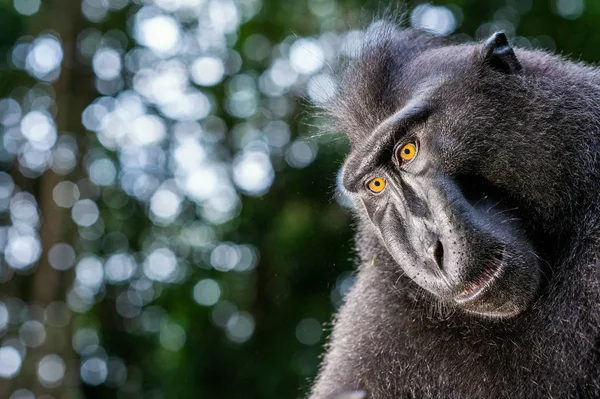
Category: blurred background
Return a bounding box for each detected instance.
[0,0,597,397]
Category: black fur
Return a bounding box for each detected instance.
[310,21,600,398]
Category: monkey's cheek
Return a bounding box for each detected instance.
[458,258,541,319]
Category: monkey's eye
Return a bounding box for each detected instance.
[397,142,418,163]
[367,177,386,193]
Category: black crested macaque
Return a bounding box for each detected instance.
[310,21,600,399]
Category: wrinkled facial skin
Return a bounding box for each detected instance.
[342,123,540,318]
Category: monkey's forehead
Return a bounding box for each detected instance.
[329,36,475,142]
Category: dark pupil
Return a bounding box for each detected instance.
[374,181,380,186]
[403,148,411,154]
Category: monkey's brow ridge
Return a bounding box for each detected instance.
[344,99,431,187]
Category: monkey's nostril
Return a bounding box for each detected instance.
[433,240,444,270]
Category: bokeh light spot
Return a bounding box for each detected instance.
[0,346,22,378]
[71,199,100,227]
[93,48,122,80]
[53,181,80,208]
[0,99,22,126]
[48,242,76,271]
[19,320,46,348]
[0,173,15,200]
[76,255,104,291]
[149,188,181,224]
[136,13,181,56]
[295,318,322,345]
[411,4,457,35]
[25,36,64,80]
[190,57,225,87]
[20,111,57,151]
[104,253,136,284]
[289,39,325,75]
[80,357,108,386]
[232,151,274,196]
[5,235,42,270]
[555,0,584,19]
[0,303,9,331]
[226,311,255,343]
[285,140,317,169]
[37,354,65,388]
[14,0,41,15]
[89,158,117,186]
[193,279,221,306]
[143,248,177,282]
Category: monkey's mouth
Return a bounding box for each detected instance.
[454,258,503,303]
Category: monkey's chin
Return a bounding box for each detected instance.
[453,258,541,319]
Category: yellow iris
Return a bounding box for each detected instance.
[398,143,417,162]
[368,177,386,193]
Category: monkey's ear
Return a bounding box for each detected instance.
[481,32,522,74]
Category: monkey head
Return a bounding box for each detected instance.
[333,23,592,318]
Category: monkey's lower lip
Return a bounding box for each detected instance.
[454,259,503,303]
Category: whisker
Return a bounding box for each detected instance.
[472,195,489,208]
[490,207,520,218]
[486,198,506,214]
[499,217,521,224]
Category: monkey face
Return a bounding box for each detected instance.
[341,130,541,318]
[333,30,579,318]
